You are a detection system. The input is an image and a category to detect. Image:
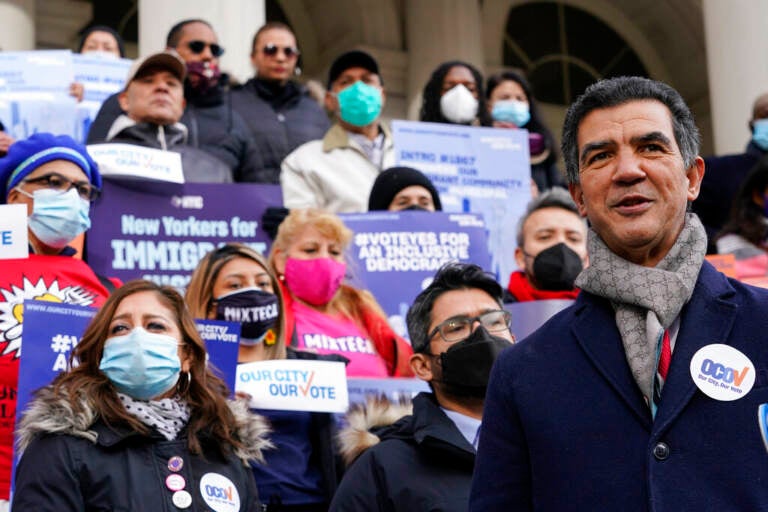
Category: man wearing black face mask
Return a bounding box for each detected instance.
[330,263,514,512]
[506,187,588,302]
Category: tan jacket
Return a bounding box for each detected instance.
[280,122,395,213]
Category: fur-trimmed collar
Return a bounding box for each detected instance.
[16,386,272,466]
[337,396,412,467]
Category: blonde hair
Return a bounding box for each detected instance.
[268,208,386,324]
[186,243,286,360]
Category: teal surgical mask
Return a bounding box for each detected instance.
[17,187,91,249]
[492,100,530,127]
[753,119,768,151]
[99,327,182,400]
[337,81,382,127]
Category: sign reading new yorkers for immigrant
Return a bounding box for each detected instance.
[86,180,282,291]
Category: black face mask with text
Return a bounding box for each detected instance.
[435,326,513,398]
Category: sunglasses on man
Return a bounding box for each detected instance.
[261,44,300,59]
[187,40,225,58]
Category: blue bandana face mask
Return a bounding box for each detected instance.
[99,327,182,400]
[337,81,383,127]
[491,100,530,127]
[17,187,91,249]
[753,119,768,151]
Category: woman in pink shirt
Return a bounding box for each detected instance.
[268,209,413,377]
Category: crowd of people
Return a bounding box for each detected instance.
[1,14,768,512]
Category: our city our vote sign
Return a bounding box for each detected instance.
[87,180,282,291]
[392,120,532,284]
[236,359,349,413]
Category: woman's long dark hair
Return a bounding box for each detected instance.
[52,279,245,456]
[419,60,491,126]
[718,156,768,246]
[486,70,558,159]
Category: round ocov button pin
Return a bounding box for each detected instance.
[200,472,241,512]
[690,344,756,401]
[172,490,193,509]
[166,473,186,492]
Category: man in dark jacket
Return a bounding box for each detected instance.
[102,50,232,183]
[329,263,514,512]
[87,19,262,181]
[231,22,330,183]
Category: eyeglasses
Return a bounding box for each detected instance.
[429,310,512,343]
[21,172,101,201]
[261,44,300,59]
[187,40,225,57]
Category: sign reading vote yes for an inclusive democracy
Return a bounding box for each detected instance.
[236,360,349,413]
[392,121,532,283]
[87,181,282,290]
[341,211,490,339]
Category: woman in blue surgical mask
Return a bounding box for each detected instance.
[486,71,564,192]
[13,279,270,510]
[187,244,345,510]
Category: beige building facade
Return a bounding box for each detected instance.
[3,0,767,156]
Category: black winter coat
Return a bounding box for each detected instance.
[104,116,233,183]
[86,78,264,182]
[230,79,330,184]
[13,388,271,511]
[329,392,476,512]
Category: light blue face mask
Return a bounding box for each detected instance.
[753,119,768,151]
[491,100,530,127]
[16,187,91,249]
[99,327,182,400]
[337,80,383,127]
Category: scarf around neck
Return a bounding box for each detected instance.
[118,393,191,441]
[575,213,707,403]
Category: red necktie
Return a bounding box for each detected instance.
[657,330,672,380]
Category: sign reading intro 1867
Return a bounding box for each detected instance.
[87,180,282,290]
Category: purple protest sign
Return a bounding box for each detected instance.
[87,179,282,290]
[194,319,240,394]
[340,211,491,340]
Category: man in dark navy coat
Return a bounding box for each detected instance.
[470,76,768,511]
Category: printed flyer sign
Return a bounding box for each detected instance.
[0,50,78,140]
[88,143,185,183]
[392,120,532,283]
[87,180,282,290]
[73,54,132,143]
[341,211,490,339]
[0,204,28,260]
[236,359,349,413]
[347,378,429,405]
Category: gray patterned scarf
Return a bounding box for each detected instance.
[576,213,707,403]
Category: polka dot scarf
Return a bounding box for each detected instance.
[118,393,191,441]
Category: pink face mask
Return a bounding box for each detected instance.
[284,257,347,306]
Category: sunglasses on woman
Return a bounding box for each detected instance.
[261,44,300,58]
[187,40,225,57]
